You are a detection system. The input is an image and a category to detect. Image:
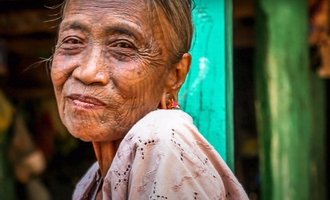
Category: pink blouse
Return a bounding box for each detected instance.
[73,110,248,200]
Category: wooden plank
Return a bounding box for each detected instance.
[0,8,59,36]
[234,17,255,47]
[255,0,326,199]
[0,91,16,200]
[179,0,234,168]
[309,73,326,200]
[233,0,255,19]
[5,37,54,57]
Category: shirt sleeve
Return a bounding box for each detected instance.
[126,113,228,200]
[106,110,248,200]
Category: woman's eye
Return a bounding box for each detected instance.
[117,43,131,48]
[112,41,135,49]
[57,36,84,54]
[63,37,82,45]
[109,40,137,61]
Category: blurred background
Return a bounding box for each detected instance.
[0,0,329,199]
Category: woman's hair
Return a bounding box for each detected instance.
[60,0,194,64]
[149,0,194,62]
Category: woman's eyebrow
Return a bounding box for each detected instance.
[59,20,145,41]
[104,23,144,40]
[59,21,90,33]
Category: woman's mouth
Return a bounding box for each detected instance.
[67,94,106,109]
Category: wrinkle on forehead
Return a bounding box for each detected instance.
[61,0,177,64]
[63,0,149,26]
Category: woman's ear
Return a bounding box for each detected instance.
[176,53,191,88]
[159,53,191,109]
[167,53,192,93]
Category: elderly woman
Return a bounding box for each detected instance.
[51,0,248,199]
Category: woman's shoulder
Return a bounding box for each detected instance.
[72,162,100,200]
[110,110,248,199]
[125,109,199,143]
[137,109,194,127]
[118,109,217,160]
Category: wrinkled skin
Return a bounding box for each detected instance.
[51,0,181,142]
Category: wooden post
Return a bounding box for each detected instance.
[256,0,326,199]
[179,0,234,168]
[0,91,16,200]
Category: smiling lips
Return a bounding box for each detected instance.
[67,94,106,109]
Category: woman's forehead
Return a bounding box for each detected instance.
[64,0,148,17]
[61,0,175,59]
[62,0,159,31]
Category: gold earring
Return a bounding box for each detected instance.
[166,95,180,109]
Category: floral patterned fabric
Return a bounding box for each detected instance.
[73,110,248,200]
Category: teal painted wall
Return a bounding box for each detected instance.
[179,0,233,168]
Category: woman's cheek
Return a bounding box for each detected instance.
[52,51,83,78]
[51,56,73,116]
[51,56,70,83]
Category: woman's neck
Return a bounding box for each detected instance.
[92,140,121,177]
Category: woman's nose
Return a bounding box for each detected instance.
[72,47,109,85]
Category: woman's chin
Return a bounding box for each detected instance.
[68,129,124,142]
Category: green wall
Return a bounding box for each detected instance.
[179,0,234,168]
[256,0,326,199]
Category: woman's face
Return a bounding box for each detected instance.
[51,0,173,142]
